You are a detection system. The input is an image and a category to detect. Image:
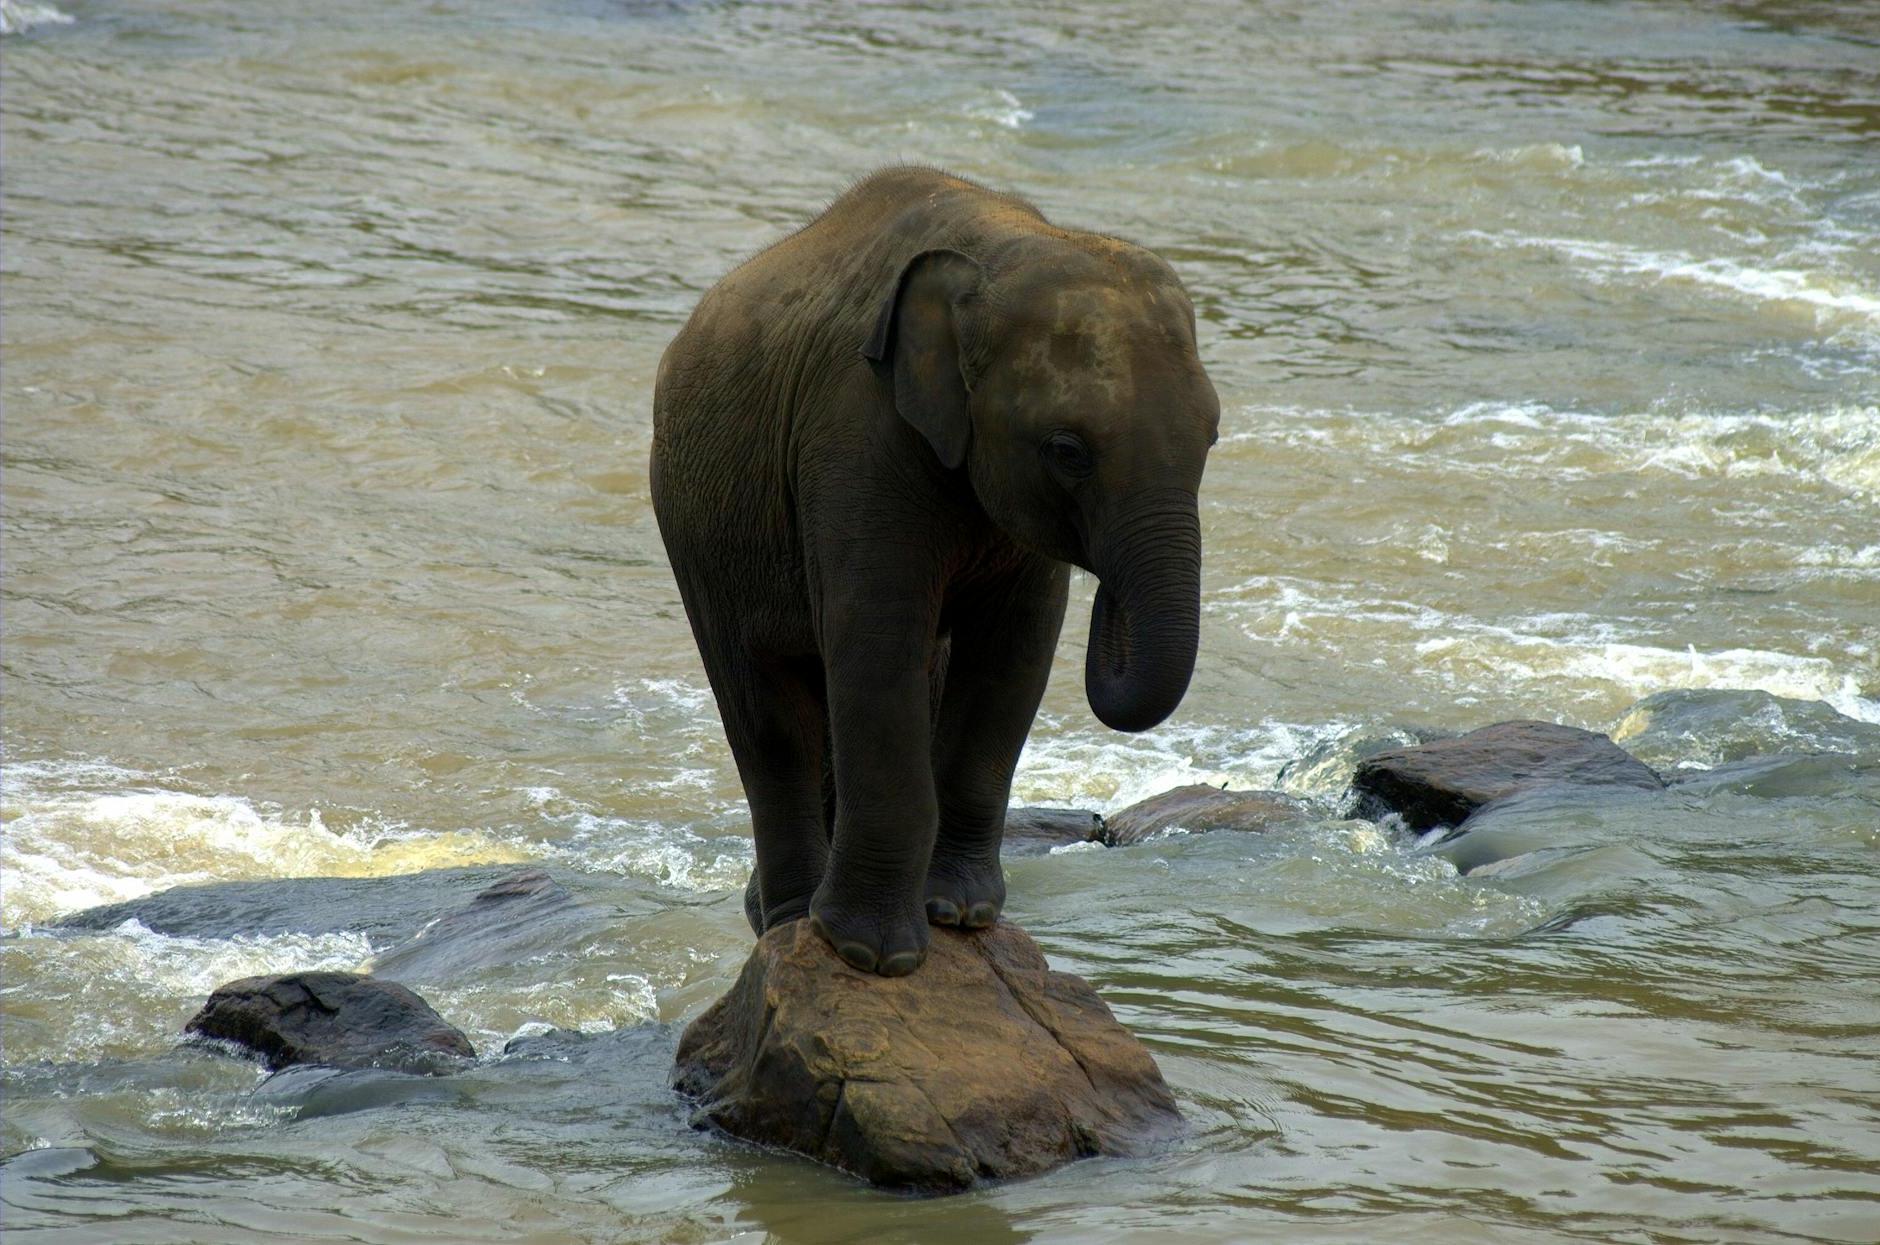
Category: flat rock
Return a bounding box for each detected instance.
[1001,806,1105,855]
[185,971,474,1074]
[56,865,541,942]
[1103,785,1307,846]
[673,920,1181,1193]
[1351,720,1664,831]
[373,869,602,983]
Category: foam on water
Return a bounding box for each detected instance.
[0,0,73,36]
[1471,141,1584,170]
[1278,819,1550,938]
[1613,152,1818,219]
[1236,400,1880,496]
[1,760,537,931]
[1039,813,1554,941]
[1416,628,1880,724]
[1012,716,1352,812]
[609,676,716,726]
[1196,138,1587,182]
[966,88,1034,130]
[607,677,741,801]
[1464,231,1880,350]
[433,970,663,1052]
[130,1088,301,1140]
[1216,562,1877,723]
[523,784,751,891]
[1495,403,1880,495]
[1245,587,1874,720]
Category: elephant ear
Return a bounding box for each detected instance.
[862,248,984,471]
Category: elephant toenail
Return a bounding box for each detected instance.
[964,902,999,928]
[926,897,962,925]
[836,942,878,972]
[880,950,925,977]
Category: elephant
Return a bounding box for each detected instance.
[650,167,1218,976]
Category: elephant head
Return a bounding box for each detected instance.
[864,241,1219,733]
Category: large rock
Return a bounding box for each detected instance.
[1001,806,1105,854]
[1351,720,1663,831]
[1103,785,1307,846]
[185,971,474,1074]
[673,920,1181,1193]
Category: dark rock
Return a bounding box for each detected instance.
[185,971,474,1074]
[56,865,554,942]
[373,869,602,983]
[1611,688,1880,770]
[1102,785,1307,846]
[673,920,1181,1193]
[1351,720,1663,831]
[1001,807,1104,855]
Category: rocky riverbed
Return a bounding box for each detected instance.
[48,703,1861,1197]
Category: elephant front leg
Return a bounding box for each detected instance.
[927,562,1070,929]
[811,627,942,977]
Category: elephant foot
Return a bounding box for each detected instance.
[740,876,815,936]
[746,875,816,935]
[742,876,764,936]
[923,855,1005,930]
[808,888,929,977]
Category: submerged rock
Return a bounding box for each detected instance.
[373,869,601,983]
[673,920,1181,1193]
[185,971,474,1074]
[57,865,541,942]
[1658,751,1879,800]
[1001,806,1105,854]
[1275,725,1454,798]
[1102,785,1307,846]
[1352,720,1663,831]
[251,1063,470,1119]
[1426,782,1666,875]
[1611,688,1880,770]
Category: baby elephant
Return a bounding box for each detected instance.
[651,167,1218,975]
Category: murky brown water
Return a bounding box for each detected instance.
[5,1,1878,1241]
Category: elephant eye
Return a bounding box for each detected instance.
[1042,431,1094,481]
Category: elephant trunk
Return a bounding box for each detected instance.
[1084,488,1202,733]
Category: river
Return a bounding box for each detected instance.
[4,1,1878,1241]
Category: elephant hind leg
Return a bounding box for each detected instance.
[706,646,832,933]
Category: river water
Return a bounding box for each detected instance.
[4,1,1878,1241]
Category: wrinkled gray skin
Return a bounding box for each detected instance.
[651,168,1218,976]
